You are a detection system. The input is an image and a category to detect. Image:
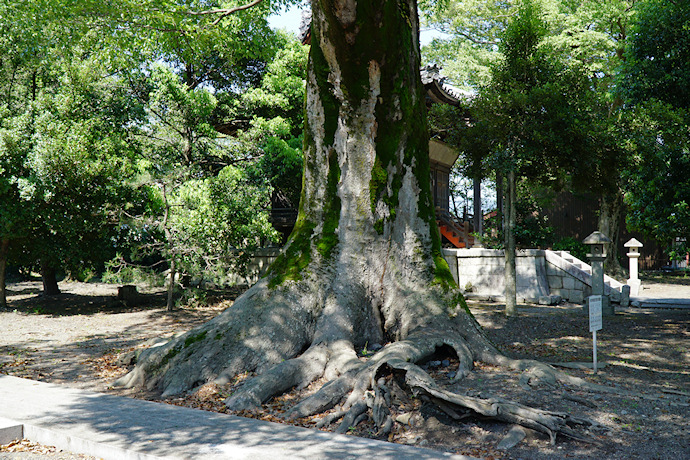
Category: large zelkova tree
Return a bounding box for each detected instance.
[620,0,690,260]
[117,0,607,441]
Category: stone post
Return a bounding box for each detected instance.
[624,238,643,296]
[584,231,614,316]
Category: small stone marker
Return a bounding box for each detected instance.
[117,285,140,307]
[589,295,603,373]
[620,285,630,307]
[539,294,562,306]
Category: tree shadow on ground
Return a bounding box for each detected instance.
[641,272,690,286]
[5,292,168,316]
[3,282,248,317]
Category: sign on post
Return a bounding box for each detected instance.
[589,296,603,332]
[589,295,603,373]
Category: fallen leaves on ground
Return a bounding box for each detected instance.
[1,439,58,454]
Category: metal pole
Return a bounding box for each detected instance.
[592,330,598,374]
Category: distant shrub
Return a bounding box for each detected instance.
[553,237,588,261]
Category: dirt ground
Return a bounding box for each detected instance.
[1,278,688,460]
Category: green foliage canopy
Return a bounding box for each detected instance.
[620,0,690,254]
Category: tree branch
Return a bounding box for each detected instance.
[185,0,265,26]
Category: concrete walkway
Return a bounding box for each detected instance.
[630,296,690,308]
[630,281,690,309]
[0,376,474,460]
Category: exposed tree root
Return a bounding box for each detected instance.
[393,363,599,445]
[116,285,620,448]
[211,321,607,446]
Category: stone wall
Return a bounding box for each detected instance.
[232,248,605,305]
[442,248,603,304]
[443,248,550,303]
[224,248,281,286]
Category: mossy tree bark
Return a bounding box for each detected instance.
[116,0,604,443]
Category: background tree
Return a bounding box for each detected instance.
[167,165,278,283]
[11,54,141,296]
[1,0,296,301]
[115,35,306,310]
[452,0,595,314]
[422,0,639,274]
[0,1,142,297]
[421,0,516,91]
[0,0,58,304]
[620,0,690,261]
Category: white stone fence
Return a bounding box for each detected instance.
[443,248,623,305]
[224,247,620,306]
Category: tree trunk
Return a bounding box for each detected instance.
[40,260,60,296]
[0,239,9,308]
[114,1,605,442]
[496,171,504,237]
[599,190,625,277]
[504,169,517,316]
[161,182,176,311]
[167,257,176,312]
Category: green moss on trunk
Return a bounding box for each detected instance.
[316,149,341,259]
[269,0,457,294]
[267,219,315,288]
[184,331,207,348]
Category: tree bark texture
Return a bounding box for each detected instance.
[0,239,8,308]
[496,171,503,239]
[115,1,605,442]
[473,177,482,236]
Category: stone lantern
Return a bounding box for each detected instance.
[583,231,614,316]
[625,238,643,295]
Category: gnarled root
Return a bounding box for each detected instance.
[226,325,604,445]
[392,361,599,445]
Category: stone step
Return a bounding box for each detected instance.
[545,250,624,300]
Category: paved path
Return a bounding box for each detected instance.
[630,280,690,309]
[630,297,690,308]
[0,376,474,460]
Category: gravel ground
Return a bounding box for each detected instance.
[1,279,688,459]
